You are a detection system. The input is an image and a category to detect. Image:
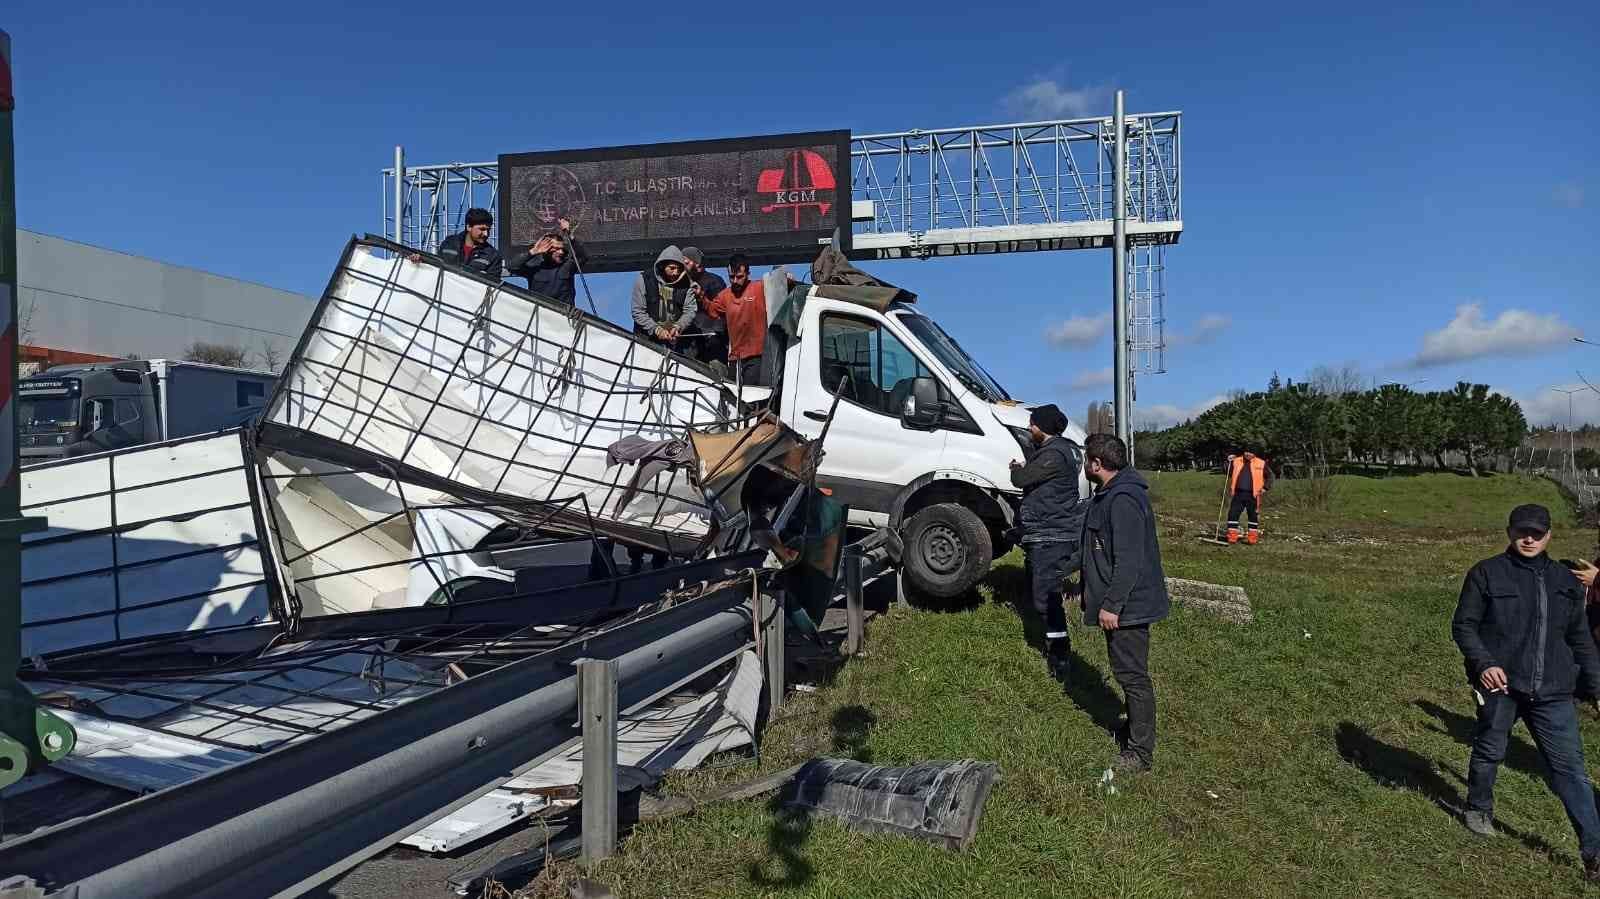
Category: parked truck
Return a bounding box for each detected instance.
[17,359,276,462]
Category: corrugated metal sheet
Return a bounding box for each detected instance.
[49,709,260,794]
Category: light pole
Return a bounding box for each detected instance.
[1553,387,1582,478]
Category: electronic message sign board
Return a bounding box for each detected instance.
[498,130,850,273]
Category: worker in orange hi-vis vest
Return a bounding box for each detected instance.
[1226,452,1274,545]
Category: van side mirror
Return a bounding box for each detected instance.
[900,377,943,430]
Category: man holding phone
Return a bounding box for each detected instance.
[1451,503,1600,879]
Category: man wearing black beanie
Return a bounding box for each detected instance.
[1009,403,1085,678]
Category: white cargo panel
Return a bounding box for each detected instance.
[262,244,738,540]
[19,431,273,656]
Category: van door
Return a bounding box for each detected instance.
[788,308,948,517]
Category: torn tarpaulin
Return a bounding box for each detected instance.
[606,436,693,518]
[786,758,1000,851]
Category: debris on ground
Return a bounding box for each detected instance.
[1164,577,1253,624]
[784,758,1000,851]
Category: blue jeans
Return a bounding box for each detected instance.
[1468,690,1600,857]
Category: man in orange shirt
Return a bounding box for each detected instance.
[704,254,768,387]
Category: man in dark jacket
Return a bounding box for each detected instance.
[505,217,587,305]
[436,208,502,277]
[1451,503,1600,878]
[1071,433,1170,773]
[1008,404,1084,677]
[630,245,698,348]
[679,247,728,371]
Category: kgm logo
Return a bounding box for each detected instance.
[757,149,836,228]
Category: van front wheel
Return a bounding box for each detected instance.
[902,503,993,598]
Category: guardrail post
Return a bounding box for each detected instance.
[577,657,618,864]
[763,588,784,713]
[844,554,864,656]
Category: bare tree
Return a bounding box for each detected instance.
[254,339,283,373]
[17,295,38,347]
[182,341,250,368]
[1307,364,1368,396]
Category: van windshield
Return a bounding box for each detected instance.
[893,310,1011,402]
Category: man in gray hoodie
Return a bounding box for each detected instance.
[631,246,698,348]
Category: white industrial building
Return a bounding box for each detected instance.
[16,229,312,371]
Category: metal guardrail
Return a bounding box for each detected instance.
[0,580,769,898]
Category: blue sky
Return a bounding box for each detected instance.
[7,2,1598,426]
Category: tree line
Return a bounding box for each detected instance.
[1133,374,1527,477]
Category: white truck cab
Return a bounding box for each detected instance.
[773,284,1088,599]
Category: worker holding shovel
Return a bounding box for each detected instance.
[1225,451,1272,545]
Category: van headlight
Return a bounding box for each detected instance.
[1008,426,1033,454]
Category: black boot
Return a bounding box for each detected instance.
[1046,638,1072,682]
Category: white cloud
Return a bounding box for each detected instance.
[1553,182,1585,209]
[1512,383,1600,428]
[1004,78,1113,120]
[1412,303,1580,367]
[1169,313,1230,347]
[1135,395,1228,430]
[1046,312,1111,348]
[1065,367,1113,391]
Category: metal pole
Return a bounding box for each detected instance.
[393,145,405,248]
[1112,90,1131,447]
[577,657,618,864]
[0,28,71,789]
[1554,387,1582,481]
[844,554,864,656]
[762,588,785,714]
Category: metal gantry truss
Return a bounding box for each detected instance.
[382,110,1181,374]
[1128,244,1167,374]
[848,113,1180,259]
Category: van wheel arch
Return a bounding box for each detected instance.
[892,476,1012,597]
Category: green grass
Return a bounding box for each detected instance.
[588,472,1600,898]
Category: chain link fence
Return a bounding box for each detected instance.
[1513,444,1599,526]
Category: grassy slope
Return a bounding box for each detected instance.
[592,473,1600,898]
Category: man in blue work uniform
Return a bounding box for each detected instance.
[1009,404,1084,679]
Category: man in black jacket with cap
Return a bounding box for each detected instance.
[1071,433,1169,773]
[1009,404,1084,678]
[1451,503,1600,879]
